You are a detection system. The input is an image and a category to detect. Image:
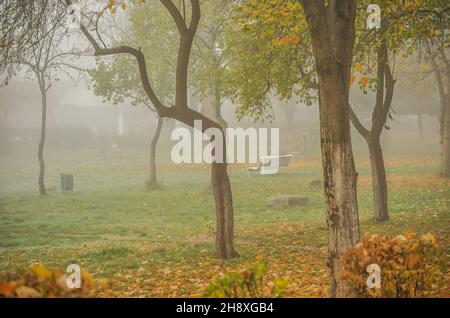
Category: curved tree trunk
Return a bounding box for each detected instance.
[38,89,47,196]
[148,116,163,191]
[368,135,389,222]
[211,161,238,259]
[75,0,238,260]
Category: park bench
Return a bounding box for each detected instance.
[247,154,293,175]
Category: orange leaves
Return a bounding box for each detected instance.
[0,282,16,297]
[290,35,301,45]
[99,1,134,17]
[342,232,443,298]
[359,76,369,88]
[350,75,368,88]
[276,35,301,46]
[351,63,368,88]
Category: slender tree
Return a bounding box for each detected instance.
[71,0,238,259]
[15,25,75,195]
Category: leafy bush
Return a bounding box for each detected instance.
[0,264,94,298]
[204,263,288,298]
[342,232,445,298]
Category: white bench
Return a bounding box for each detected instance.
[247,154,293,175]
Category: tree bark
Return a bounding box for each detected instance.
[301,0,360,298]
[212,162,238,259]
[428,45,449,178]
[38,87,47,196]
[349,40,393,223]
[148,116,163,191]
[443,94,450,178]
[368,135,389,222]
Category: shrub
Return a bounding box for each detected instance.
[0,264,94,298]
[204,262,288,298]
[342,232,445,298]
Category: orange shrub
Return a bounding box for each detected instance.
[342,232,445,298]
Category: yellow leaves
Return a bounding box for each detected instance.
[31,264,52,281]
[354,63,363,73]
[420,233,436,247]
[350,74,356,86]
[0,265,95,298]
[81,270,95,289]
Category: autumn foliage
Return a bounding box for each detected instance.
[0,265,94,298]
[204,263,288,298]
[342,232,446,298]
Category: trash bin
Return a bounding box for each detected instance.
[61,173,74,192]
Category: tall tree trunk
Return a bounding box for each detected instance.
[368,135,389,222]
[319,77,360,298]
[428,47,449,178]
[38,88,47,196]
[148,116,163,191]
[443,94,450,178]
[301,0,360,297]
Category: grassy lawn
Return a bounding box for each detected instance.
[0,152,449,297]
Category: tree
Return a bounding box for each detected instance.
[70,0,238,259]
[427,38,450,178]
[13,24,75,195]
[349,0,450,221]
[226,0,360,296]
[299,0,360,297]
[0,1,64,83]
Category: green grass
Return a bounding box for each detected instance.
[0,150,448,297]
